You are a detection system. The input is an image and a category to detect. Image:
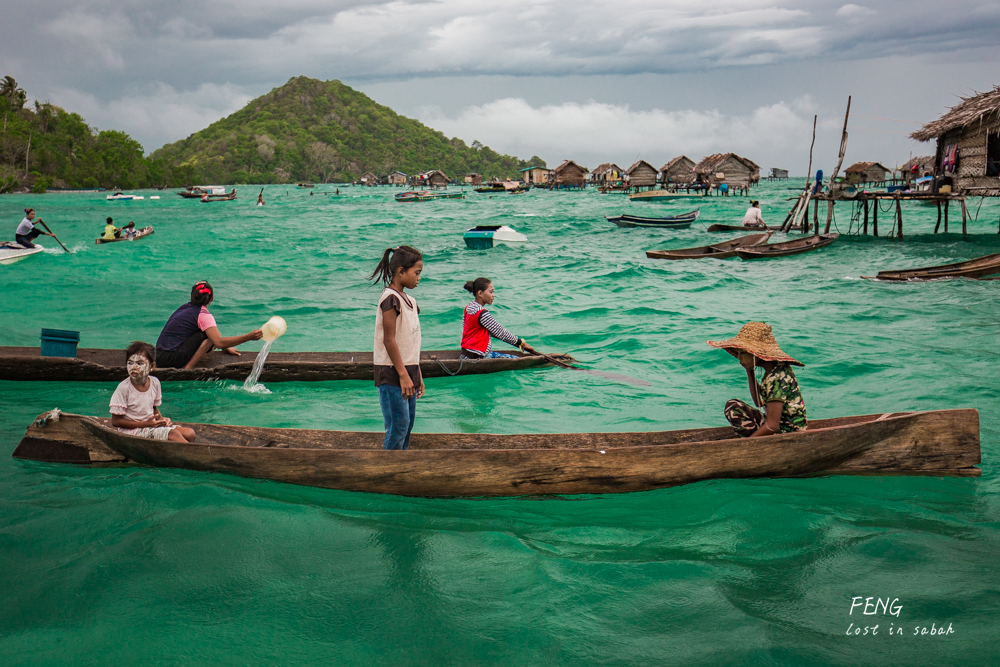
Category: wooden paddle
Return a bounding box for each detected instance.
[531,350,651,387]
[36,220,69,253]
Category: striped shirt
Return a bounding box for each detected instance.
[463,302,519,356]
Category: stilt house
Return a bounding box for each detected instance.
[911,86,1000,196]
[464,173,483,185]
[844,162,891,184]
[360,171,378,186]
[694,154,759,188]
[659,156,696,185]
[624,160,658,188]
[519,166,550,185]
[591,163,623,185]
[387,171,407,185]
[549,160,588,189]
[900,156,935,182]
[412,170,450,187]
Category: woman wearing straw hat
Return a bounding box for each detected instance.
[707,322,807,438]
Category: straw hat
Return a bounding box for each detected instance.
[707,322,803,366]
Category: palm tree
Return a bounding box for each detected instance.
[1,76,26,110]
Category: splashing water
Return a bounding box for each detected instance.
[241,340,273,393]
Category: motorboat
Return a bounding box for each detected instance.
[464,225,527,249]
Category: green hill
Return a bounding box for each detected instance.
[150,76,543,184]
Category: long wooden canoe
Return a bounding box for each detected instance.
[0,347,572,383]
[628,190,704,201]
[734,233,839,259]
[861,253,1000,281]
[707,223,792,232]
[646,232,772,260]
[12,409,981,497]
[95,226,154,244]
[606,210,700,228]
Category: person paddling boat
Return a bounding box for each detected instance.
[102,217,121,240]
[708,322,807,438]
[15,208,55,247]
[154,281,262,369]
[461,277,536,359]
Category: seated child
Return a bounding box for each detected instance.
[122,221,137,239]
[109,341,196,442]
[707,322,807,438]
[103,217,120,240]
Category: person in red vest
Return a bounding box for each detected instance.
[461,277,537,359]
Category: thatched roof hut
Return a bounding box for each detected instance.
[464,173,483,185]
[659,156,696,184]
[387,171,407,185]
[591,163,623,183]
[416,169,450,187]
[911,86,1000,195]
[694,154,759,188]
[625,160,657,188]
[900,156,935,181]
[844,162,890,184]
[360,171,378,185]
[550,160,588,189]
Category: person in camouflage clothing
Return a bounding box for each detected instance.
[707,322,807,438]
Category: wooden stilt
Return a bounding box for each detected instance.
[944,200,949,232]
[863,200,869,235]
[895,196,903,240]
[935,201,942,234]
[813,199,819,235]
[873,203,878,237]
[961,199,969,237]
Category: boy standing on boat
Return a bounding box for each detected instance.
[371,246,424,450]
[708,322,807,437]
[109,341,196,443]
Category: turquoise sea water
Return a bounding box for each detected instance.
[1,183,998,665]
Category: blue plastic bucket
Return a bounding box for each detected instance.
[40,329,80,358]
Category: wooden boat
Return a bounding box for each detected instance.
[395,190,465,202]
[474,184,505,193]
[95,226,154,244]
[606,210,700,229]
[861,254,1000,281]
[0,242,44,264]
[628,190,703,201]
[734,233,839,259]
[201,190,237,202]
[707,224,790,232]
[296,183,316,189]
[12,409,981,497]
[646,232,772,260]
[0,347,572,383]
[178,186,227,198]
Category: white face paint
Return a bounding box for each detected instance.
[127,354,151,383]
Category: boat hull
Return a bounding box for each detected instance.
[734,233,839,259]
[862,253,1000,281]
[95,227,154,244]
[0,245,44,264]
[707,224,789,232]
[646,232,772,260]
[12,410,981,496]
[0,347,571,382]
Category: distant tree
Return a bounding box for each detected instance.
[94,130,146,188]
[1,76,27,111]
[305,141,339,183]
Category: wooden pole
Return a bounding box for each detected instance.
[784,115,818,233]
[960,198,968,236]
[895,195,903,240]
[934,201,942,234]
[944,200,949,232]
[823,96,852,235]
[873,202,878,237]
[813,199,819,233]
[863,199,869,235]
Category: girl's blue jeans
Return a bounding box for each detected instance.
[378,384,417,450]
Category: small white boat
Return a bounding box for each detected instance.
[0,242,44,264]
[464,225,527,249]
[106,192,144,201]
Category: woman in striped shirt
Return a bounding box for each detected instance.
[461,277,537,359]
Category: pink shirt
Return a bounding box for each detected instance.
[110,377,163,434]
[197,306,217,331]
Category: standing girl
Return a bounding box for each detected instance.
[370,246,424,450]
[461,277,536,359]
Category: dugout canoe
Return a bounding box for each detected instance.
[11,409,981,497]
[734,233,839,259]
[606,210,700,228]
[0,347,572,383]
[861,253,1000,281]
[645,232,772,260]
[95,226,154,244]
[707,224,790,232]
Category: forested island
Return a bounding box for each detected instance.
[0,75,540,192]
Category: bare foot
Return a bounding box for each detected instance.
[224,347,241,356]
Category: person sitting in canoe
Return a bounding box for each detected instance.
[102,217,121,240]
[110,341,196,443]
[461,277,537,359]
[708,322,807,438]
[257,192,265,206]
[15,208,55,248]
[742,201,766,229]
[122,222,138,239]
[154,281,263,369]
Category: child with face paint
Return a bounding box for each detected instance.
[109,341,196,442]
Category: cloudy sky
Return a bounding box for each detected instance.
[5,0,999,171]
